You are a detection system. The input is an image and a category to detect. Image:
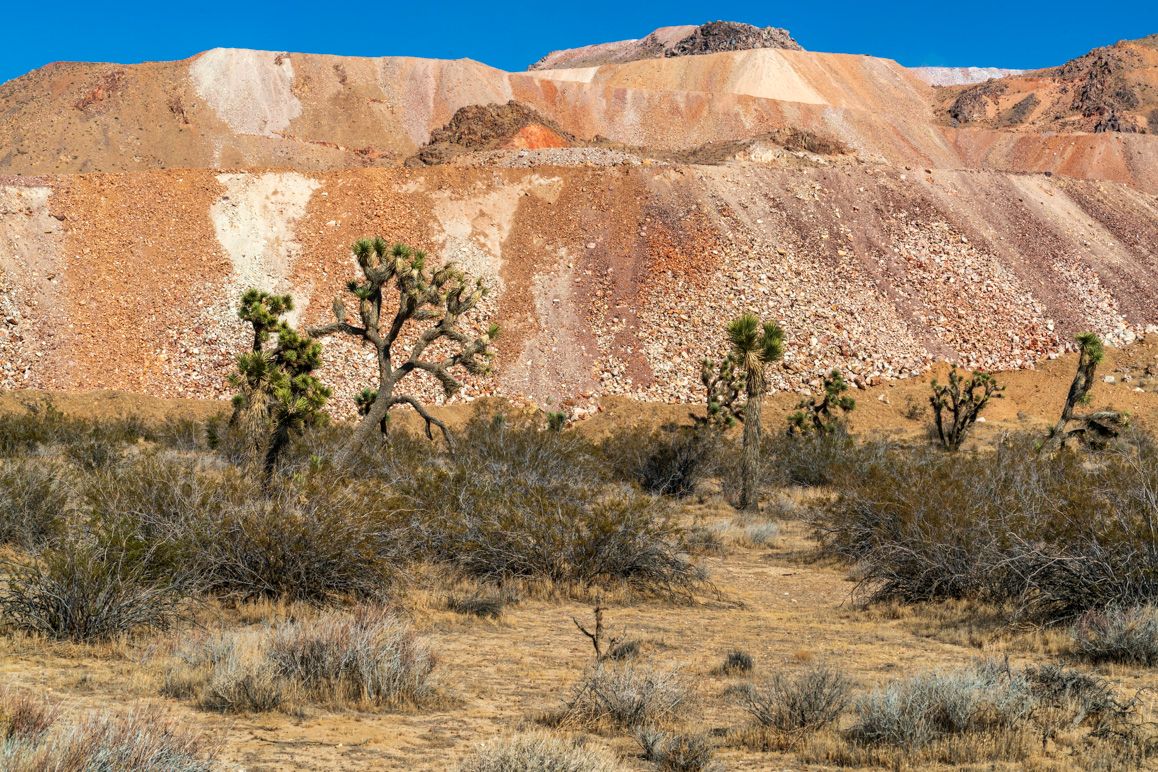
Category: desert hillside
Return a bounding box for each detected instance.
[0,23,1155,416]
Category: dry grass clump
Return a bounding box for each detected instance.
[738,664,851,734]
[163,608,434,713]
[0,459,68,549]
[849,660,1034,750]
[458,731,619,772]
[635,727,720,771]
[556,664,690,731]
[0,690,216,772]
[1072,605,1158,666]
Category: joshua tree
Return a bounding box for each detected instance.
[1045,333,1127,450]
[694,353,744,431]
[701,314,784,511]
[310,238,497,465]
[229,289,330,483]
[787,369,856,436]
[928,366,1003,451]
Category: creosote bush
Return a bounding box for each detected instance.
[0,459,68,549]
[163,608,434,712]
[458,731,619,772]
[813,432,1158,620]
[395,412,705,596]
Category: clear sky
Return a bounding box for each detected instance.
[2,1,1155,85]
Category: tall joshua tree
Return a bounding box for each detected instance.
[230,289,330,483]
[1045,332,1127,451]
[702,314,784,511]
[310,238,497,466]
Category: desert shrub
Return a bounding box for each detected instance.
[459,731,619,772]
[562,665,689,730]
[600,425,721,497]
[0,697,216,772]
[737,664,850,732]
[636,727,719,771]
[813,432,1158,619]
[0,459,68,549]
[849,661,1035,750]
[63,430,125,471]
[204,477,401,602]
[395,413,703,596]
[719,650,754,675]
[1072,606,1158,666]
[164,609,433,713]
[0,536,186,641]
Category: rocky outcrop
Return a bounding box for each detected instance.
[411,101,575,165]
[936,35,1158,134]
[529,21,801,71]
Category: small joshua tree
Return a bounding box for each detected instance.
[310,238,497,465]
[229,289,330,482]
[701,314,784,511]
[929,366,1003,451]
[1045,333,1127,451]
[787,369,855,436]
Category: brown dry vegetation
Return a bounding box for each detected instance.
[1,340,1158,770]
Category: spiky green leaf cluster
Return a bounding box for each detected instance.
[727,313,785,372]
[230,289,331,467]
[788,369,856,436]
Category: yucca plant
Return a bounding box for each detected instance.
[229,289,330,484]
[788,369,856,437]
[310,239,498,465]
[1045,332,1127,450]
[929,366,1002,451]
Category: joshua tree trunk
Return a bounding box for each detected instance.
[262,420,292,487]
[739,369,763,511]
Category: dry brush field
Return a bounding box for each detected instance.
[1,336,1158,770]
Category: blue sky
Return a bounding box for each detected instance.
[2,1,1155,85]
